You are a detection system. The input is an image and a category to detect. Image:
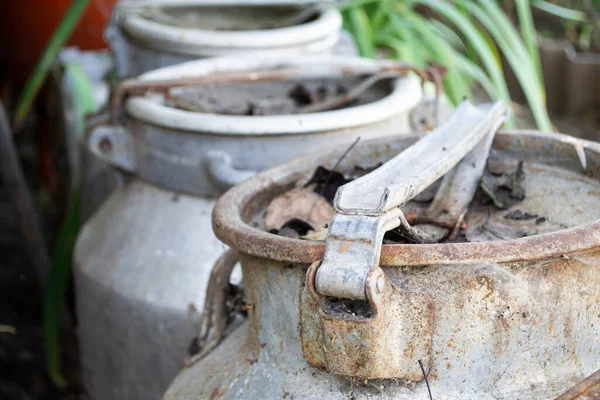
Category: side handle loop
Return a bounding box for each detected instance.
[88,125,136,173]
[205,151,257,190]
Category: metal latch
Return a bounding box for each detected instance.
[300,101,508,379]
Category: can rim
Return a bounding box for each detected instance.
[212,130,600,266]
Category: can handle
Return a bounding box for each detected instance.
[185,249,240,367]
[88,124,136,173]
[205,151,257,190]
[315,100,509,300]
[333,101,509,216]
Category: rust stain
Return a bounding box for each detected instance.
[209,387,223,400]
[498,315,510,331]
[299,261,434,380]
[556,369,600,400]
[338,241,351,254]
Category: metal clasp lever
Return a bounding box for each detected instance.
[314,101,509,301]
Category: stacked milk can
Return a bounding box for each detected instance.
[74,1,428,399]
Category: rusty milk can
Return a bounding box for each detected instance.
[73,54,426,400]
[164,101,600,399]
[106,0,348,78]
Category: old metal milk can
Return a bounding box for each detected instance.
[106,0,348,78]
[82,0,355,222]
[74,54,427,400]
[165,101,600,399]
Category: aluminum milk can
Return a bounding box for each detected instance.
[74,53,425,400]
[106,0,348,78]
[165,102,600,399]
[83,0,354,221]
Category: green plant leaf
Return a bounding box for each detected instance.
[44,62,97,389]
[337,0,381,12]
[371,0,393,32]
[403,13,472,104]
[515,0,543,88]
[386,12,427,66]
[375,35,419,64]
[454,53,497,99]
[468,0,552,132]
[346,6,375,58]
[531,0,587,22]
[412,0,514,126]
[429,19,466,51]
[44,187,81,389]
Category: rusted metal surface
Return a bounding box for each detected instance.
[168,237,600,399]
[300,261,433,380]
[315,102,507,300]
[298,102,504,379]
[212,130,600,266]
[166,248,600,399]
[557,370,600,400]
[164,130,600,399]
[184,249,240,367]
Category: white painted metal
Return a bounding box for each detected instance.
[106,0,346,77]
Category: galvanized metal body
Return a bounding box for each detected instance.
[75,179,225,399]
[165,131,600,399]
[75,56,423,399]
[106,0,346,77]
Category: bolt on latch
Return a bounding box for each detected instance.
[300,101,508,379]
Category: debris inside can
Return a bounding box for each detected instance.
[165,76,394,116]
[264,152,591,245]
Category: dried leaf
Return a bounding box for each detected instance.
[265,187,335,232]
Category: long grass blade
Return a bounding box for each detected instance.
[403,13,472,104]
[337,0,381,12]
[469,0,552,131]
[387,12,427,66]
[375,36,417,63]
[455,53,497,99]
[372,0,393,32]
[44,62,98,388]
[531,0,587,22]
[412,0,514,126]
[346,6,375,58]
[13,0,91,130]
[429,19,466,51]
[44,189,81,389]
[515,0,543,88]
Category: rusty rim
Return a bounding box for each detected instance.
[213,130,600,267]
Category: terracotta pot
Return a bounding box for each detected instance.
[0,0,116,83]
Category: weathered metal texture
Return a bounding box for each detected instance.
[557,369,600,400]
[316,102,507,300]
[106,0,348,78]
[209,131,600,268]
[164,130,600,399]
[304,101,505,379]
[301,261,434,380]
